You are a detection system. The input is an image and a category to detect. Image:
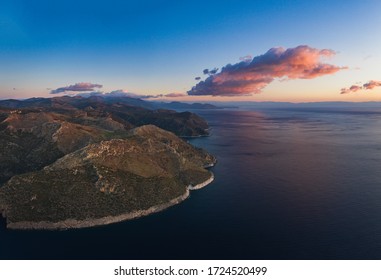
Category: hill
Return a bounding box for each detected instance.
[0,96,216,229]
[0,125,215,229]
[0,96,210,184]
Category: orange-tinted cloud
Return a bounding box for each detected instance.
[340,80,381,94]
[188,45,346,96]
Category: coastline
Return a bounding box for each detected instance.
[188,172,214,190]
[6,190,191,230]
[180,129,210,138]
[5,171,214,230]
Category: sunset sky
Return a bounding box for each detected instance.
[1,0,381,102]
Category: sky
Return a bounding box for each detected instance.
[1,0,381,102]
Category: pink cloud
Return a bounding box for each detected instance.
[363,80,381,90]
[340,80,381,94]
[239,55,252,62]
[163,93,187,98]
[340,85,362,94]
[51,82,102,94]
[188,45,347,96]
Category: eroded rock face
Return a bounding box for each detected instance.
[0,125,215,229]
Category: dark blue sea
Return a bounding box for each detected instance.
[2,107,381,259]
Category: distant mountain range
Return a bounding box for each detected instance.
[152,101,220,110]
[208,101,381,109]
[0,95,230,111]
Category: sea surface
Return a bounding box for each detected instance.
[1,107,381,259]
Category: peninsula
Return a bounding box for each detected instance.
[0,96,216,230]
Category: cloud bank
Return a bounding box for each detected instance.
[340,80,381,94]
[188,45,346,96]
[51,82,103,94]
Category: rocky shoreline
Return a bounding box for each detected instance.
[4,171,214,230]
[6,190,191,230]
[188,172,214,190]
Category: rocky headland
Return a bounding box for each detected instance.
[0,96,216,230]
